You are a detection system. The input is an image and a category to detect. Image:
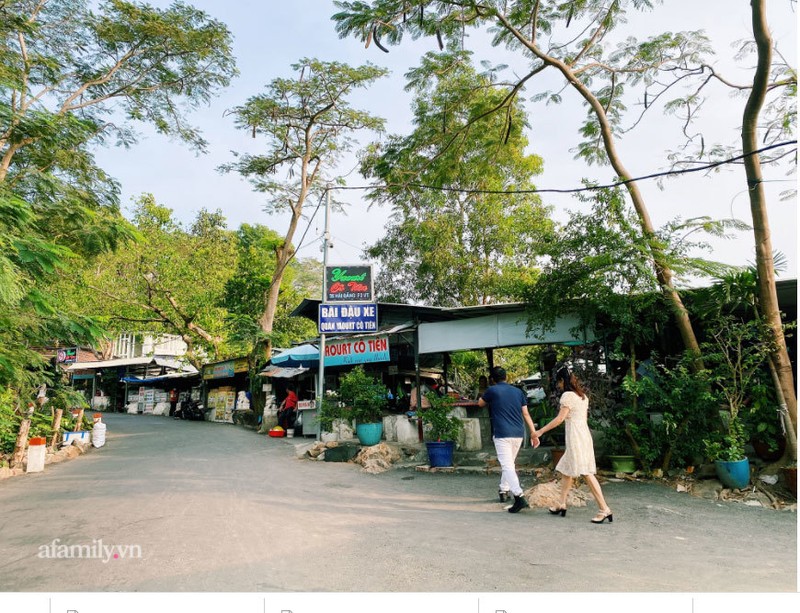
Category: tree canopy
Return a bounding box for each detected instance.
[223,57,388,357]
[0,0,236,394]
[361,51,554,306]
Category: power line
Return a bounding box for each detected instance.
[326,140,797,196]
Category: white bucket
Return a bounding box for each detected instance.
[286,429,295,438]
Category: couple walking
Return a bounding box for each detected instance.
[478,366,613,523]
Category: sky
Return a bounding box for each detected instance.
[96,0,798,282]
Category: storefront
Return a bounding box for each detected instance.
[202,357,252,423]
[66,357,199,414]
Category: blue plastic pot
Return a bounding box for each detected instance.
[715,457,750,489]
[355,422,383,446]
[426,441,455,468]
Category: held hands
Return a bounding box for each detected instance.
[531,432,540,448]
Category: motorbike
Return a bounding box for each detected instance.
[174,398,206,421]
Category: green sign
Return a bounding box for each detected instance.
[324,265,373,302]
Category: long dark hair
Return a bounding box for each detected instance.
[555,366,587,400]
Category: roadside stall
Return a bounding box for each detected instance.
[202,357,251,423]
[66,357,199,414]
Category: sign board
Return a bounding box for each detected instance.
[297,400,314,411]
[323,335,390,367]
[203,358,249,380]
[56,347,78,364]
[318,303,378,334]
[324,265,373,302]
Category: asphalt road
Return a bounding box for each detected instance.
[0,413,796,594]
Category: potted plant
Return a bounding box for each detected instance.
[316,392,346,442]
[336,366,389,446]
[420,393,463,467]
[598,416,638,474]
[701,316,774,489]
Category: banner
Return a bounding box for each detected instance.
[323,335,390,367]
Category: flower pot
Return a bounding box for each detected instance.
[426,441,455,468]
[355,422,383,446]
[715,457,750,490]
[752,437,786,462]
[608,455,637,474]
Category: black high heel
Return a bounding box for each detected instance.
[548,506,567,517]
[591,510,613,524]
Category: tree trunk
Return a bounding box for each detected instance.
[257,153,314,361]
[73,408,85,431]
[258,241,295,361]
[742,0,797,457]
[49,409,63,451]
[10,418,32,469]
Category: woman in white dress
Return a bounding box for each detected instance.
[532,366,613,523]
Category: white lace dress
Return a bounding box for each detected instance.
[554,391,597,477]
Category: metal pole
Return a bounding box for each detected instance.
[316,185,332,440]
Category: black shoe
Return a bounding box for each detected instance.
[548,506,567,517]
[591,510,613,524]
[498,490,510,503]
[507,494,530,514]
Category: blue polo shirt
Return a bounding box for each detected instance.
[481,382,527,438]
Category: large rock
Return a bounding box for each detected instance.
[523,481,590,508]
[356,442,402,474]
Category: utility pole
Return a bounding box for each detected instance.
[315,185,332,439]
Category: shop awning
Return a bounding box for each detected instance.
[271,344,319,367]
[66,357,197,373]
[418,312,594,354]
[120,371,201,384]
[259,365,309,379]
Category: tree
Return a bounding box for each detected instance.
[694,264,797,463]
[737,0,796,450]
[654,0,797,451]
[523,186,743,356]
[220,224,317,361]
[223,58,387,359]
[0,0,236,391]
[360,51,553,306]
[1,0,236,179]
[57,194,239,367]
[333,0,719,366]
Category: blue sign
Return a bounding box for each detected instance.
[324,335,390,367]
[318,303,378,334]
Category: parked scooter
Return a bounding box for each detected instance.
[174,398,206,421]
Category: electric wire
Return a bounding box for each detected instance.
[325,140,797,196]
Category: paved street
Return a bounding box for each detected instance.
[0,413,796,593]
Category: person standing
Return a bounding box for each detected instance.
[169,388,179,417]
[479,366,538,513]
[277,386,298,430]
[532,366,613,524]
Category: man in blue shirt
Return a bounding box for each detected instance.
[479,366,539,513]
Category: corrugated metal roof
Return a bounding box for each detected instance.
[67,357,197,373]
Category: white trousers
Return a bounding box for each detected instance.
[493,437,523,496]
